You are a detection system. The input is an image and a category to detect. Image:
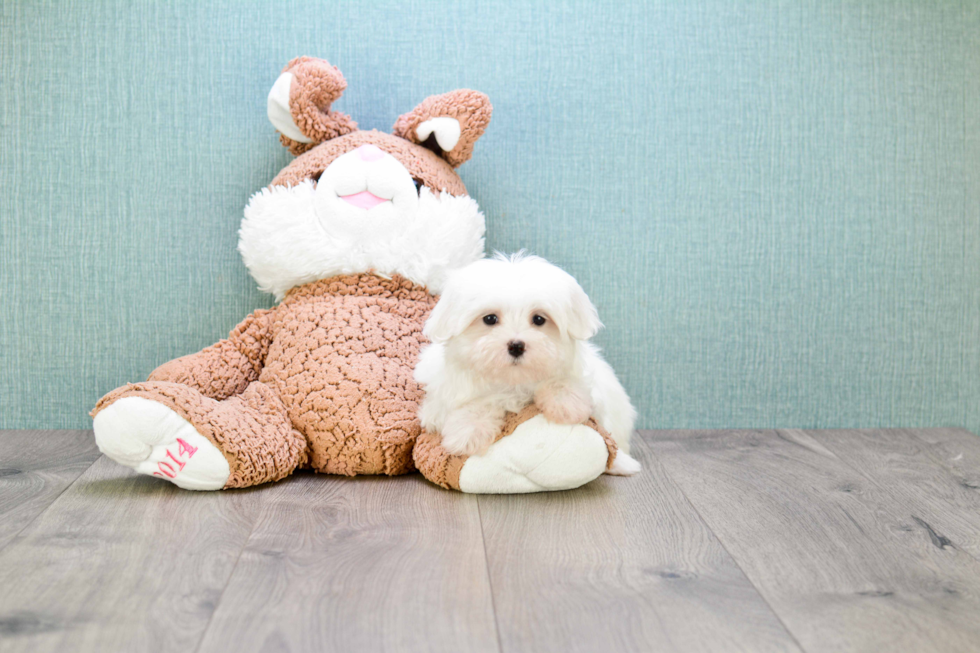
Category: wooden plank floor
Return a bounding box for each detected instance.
[2,428,980,652]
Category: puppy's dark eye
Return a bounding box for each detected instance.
[413,178,424,195]
[532,315,546,326]
[483,314,498,326]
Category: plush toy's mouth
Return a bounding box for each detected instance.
[339,190,390,210]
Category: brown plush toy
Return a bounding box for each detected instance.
[92,57,616,493]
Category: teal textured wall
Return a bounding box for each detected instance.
[1,1,978,431]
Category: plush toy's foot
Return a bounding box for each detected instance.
[94,397,230,490]
[414,406,621,494]
[92,380,307,489]
[458,415,609,493]
[606,450,642,476]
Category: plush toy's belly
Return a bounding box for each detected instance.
[258,274,437,476]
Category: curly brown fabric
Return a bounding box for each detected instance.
[147,309,275,400]
[412,405,618,490]
[393,89,492,168]
[412,429,467,491]
[270,130,468,197]
[262,274,437,476]
[278,56,358,155]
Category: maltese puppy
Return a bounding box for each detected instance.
[414,252,642,476]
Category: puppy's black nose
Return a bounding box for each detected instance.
[507,340,525,358]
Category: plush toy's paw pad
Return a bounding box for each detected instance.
[606,450,642,476]
[458,414,608,493]
[93,397,230,491]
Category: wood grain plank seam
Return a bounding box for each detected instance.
[640,434,810,653]
[793,429,980,567]
[191,500,265,653]
[0,452,102,556]
[476,498,505,653]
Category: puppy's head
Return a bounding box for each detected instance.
[425,252,602,384]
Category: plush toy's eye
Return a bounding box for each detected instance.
[532,315,546,326]
[483,314,498,326]
[413,178,424,195]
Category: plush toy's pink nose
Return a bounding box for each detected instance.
[356,144,385,162]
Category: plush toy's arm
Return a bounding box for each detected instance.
[414,405,617,493]
[147,308,276,400]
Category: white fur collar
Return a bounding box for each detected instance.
[239,180,485,300]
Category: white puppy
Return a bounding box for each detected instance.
[414,252,642,476]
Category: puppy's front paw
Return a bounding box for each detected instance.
[606,451,642,476]
[535,381,593,425]
[440,415,500,457]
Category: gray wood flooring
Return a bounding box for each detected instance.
[2,428,980,652]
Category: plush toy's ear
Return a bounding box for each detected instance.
[393,90,491,167]
[267,56,358,156]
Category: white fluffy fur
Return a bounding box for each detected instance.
[415,253,640,475]
[240,180,485,300]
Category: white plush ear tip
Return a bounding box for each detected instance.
[267,72,312,144]
[416,117,461,152]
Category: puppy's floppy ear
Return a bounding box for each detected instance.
[393,90,491,167]
[558,282,603,341]
[424,287,479,343]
